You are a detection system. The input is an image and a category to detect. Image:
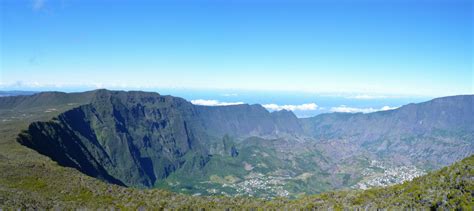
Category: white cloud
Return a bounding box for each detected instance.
[380,106,398,111]
[191,99,244,106]
[32,0,46,11]
[330,105,398,113]
[262,103,318,111]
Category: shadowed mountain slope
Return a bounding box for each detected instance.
[17,90,302,188]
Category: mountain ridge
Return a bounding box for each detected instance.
[11,89,474,196]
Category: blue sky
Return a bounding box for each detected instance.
[0,0,472,97]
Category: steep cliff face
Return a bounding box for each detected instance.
[196,104,303,138]
[19,90,211,187]
[17,90,302,187]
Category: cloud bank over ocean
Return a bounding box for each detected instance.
[262,103,318,111]
[330,105,398,113]
[190,99,244,106]
[191,99,399,115]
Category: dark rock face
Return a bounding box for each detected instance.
[196,104,303,138]
[17,90,299,187]
[19,120,126,186]
[19,90,209,187]
[15,90,474,188]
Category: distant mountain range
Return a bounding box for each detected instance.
[0,90,37,97]
[7,89,473,197]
